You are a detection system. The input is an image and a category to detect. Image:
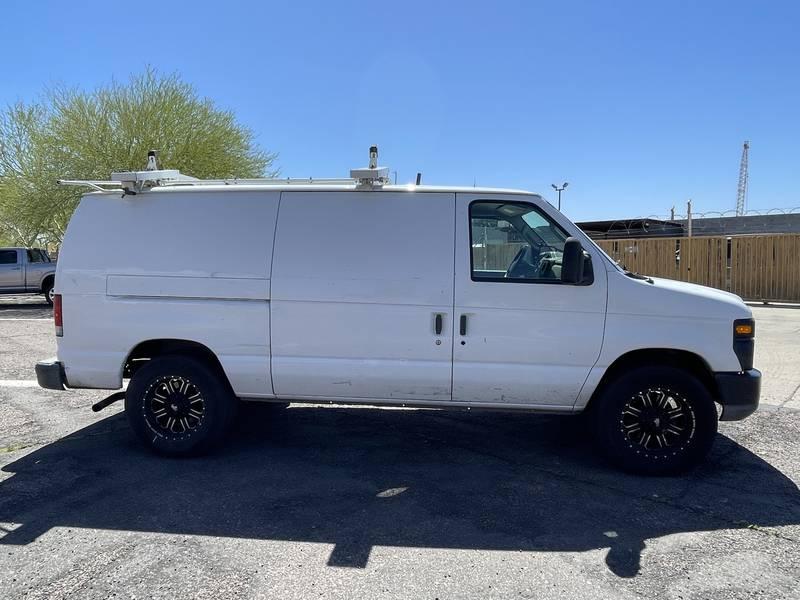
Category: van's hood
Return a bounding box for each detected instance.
[649,276,746,304]
[610,272,752,321]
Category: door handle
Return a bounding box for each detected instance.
[460,314,468,336]
[434,313,443,335]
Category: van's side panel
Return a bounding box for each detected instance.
[270,191,455,401]
[55,190,279,396]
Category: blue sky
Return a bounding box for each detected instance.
[1,0,798,221]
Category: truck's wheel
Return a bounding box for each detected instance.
[591,366,718,475]
[43,280,54,305]
[125,355,237,456]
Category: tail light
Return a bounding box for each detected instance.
[54,294,63,337]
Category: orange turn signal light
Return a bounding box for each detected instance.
[735,323,753,336]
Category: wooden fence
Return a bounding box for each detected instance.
[472,243,526,272]
[595,234,800,303]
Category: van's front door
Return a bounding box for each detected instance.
[453,194,607,408]
[270,191,455,402]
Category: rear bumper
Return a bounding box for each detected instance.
[36,359,67,390]
[715,369,761,421]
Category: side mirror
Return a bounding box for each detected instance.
[561,237,586,284]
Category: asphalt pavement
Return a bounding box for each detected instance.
[1,295,799,599]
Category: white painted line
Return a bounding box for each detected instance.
[0,522,22,539]
[0,380,39,388]
[0,318,51,321]
[603,531,619,538]
[376,487,409,498]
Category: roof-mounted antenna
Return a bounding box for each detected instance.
[415,172,422,185]
[350,145,390,188]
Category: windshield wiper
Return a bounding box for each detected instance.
[615,260,654,284]
[623,269,654,284]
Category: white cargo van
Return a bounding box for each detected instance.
[37,150,760,474]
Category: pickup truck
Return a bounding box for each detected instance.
[0,247,57,305]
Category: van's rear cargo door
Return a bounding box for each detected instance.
[270,191,455,402]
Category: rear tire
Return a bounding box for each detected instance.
[125,355,237,456]
[43,279,54,305]
[590,366,718,475]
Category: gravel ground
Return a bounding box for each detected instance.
[0,294,798,599]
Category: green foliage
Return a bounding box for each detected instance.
[0,68,276,245]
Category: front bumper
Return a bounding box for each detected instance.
[715,369,761,421]
[36,359,67,390]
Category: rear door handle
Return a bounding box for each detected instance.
[460,314,468,336]
[434,313,443,335]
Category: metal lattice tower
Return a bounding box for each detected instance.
[735,140,750,216]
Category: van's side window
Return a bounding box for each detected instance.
[470,201,569,282]
[0,250,18,265]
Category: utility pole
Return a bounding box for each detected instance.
[687,199,693,238]
[551,182,568,211]
[670,206,675,220]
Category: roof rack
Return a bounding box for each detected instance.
[57,176,359,192]
[57,146,391,194]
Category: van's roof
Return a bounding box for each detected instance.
[86,183,543,197]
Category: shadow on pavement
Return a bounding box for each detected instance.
[0,297,52,319]
[1,405,797,577]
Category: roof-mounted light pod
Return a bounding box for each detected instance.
[145,150,159,171]
[110,149,198,195]
[350,145,390,188]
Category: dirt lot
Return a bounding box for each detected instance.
[1,295,799,599]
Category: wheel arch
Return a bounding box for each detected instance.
[585,348,719,412]
[123,339,231,388]
[40,273,55,292]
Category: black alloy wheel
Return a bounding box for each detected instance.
[125,355,237,456]
[591,366,717,475]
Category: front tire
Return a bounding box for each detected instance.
[591,366,718,475]
[125,355,237,456]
